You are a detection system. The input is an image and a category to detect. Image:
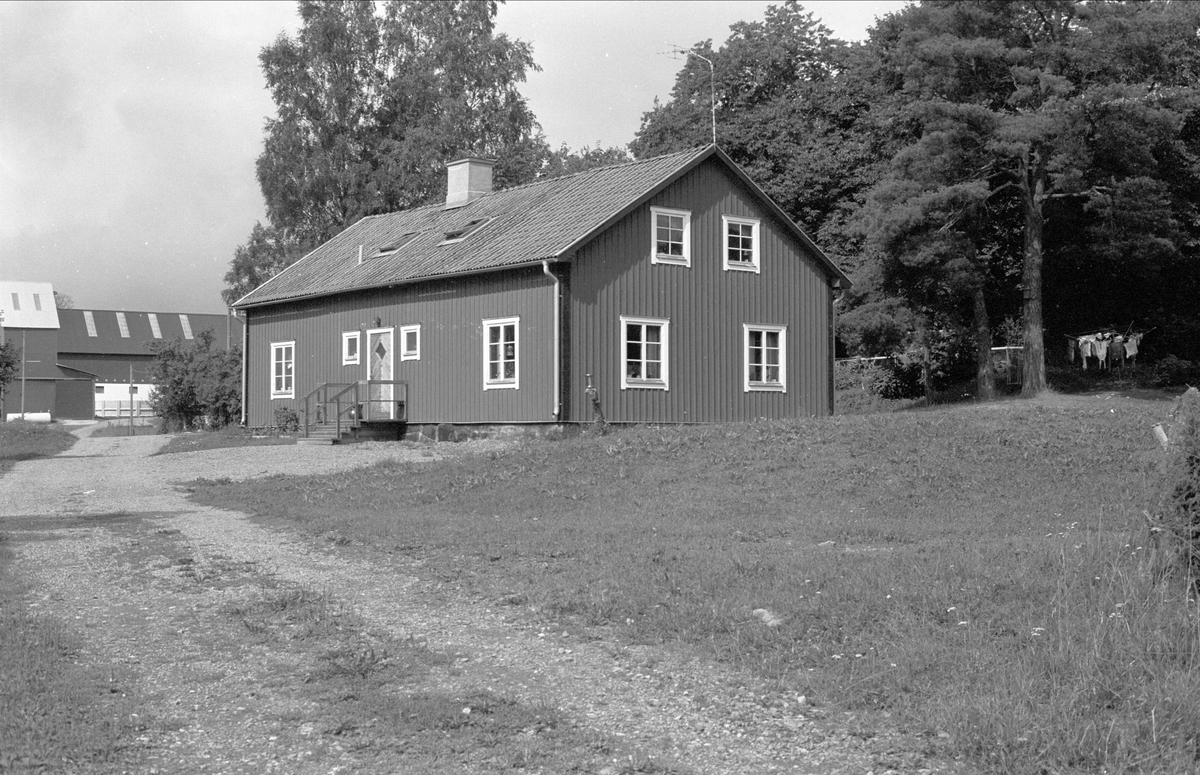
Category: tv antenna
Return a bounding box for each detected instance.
[664,44,716,146]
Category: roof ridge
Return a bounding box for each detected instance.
[492,145,711,198]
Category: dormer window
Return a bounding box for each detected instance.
[441,217,494,245]
[373,233,418,257]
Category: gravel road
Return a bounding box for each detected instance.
[1,428,964,774]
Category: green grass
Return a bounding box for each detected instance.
[225,582,686,773]
[89,420,162,438]
[187,396,1200,773]
[0,534,135,771]
[0,420,76,476]
[154,425,296,455]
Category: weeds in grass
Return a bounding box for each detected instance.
[0,420,76,476]
[154,425,295,455]
[189,397,1200,773]
[0,536,135,769]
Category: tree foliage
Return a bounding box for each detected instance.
[872,0,1200,393]
[0,341,19,400]
[147,330,242,431]
[225,0,548,303]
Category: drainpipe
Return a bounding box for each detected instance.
[543,260,561,420]
[829,281,846,416]
[240,309,249,426]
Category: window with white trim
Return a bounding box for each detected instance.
[400,324,420,361]
[342,331,360,365]
[723,215,760,273]
[621,316,669,390]
[483,317,518,389]
[271,341,295,398]
[744,324,786,392]
[650,207,691,266]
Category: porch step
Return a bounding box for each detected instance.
[300,423,352,445]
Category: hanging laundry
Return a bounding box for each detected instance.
[1078,337,1093,369]
[1125,334,1140,358]
[1093,337,1109,369]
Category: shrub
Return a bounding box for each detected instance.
[1153,355,1198,388]
[147,330,241,432]
[274,405,299,433]
[1153,387,1200,589]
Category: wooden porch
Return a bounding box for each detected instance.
[299,380,407,445]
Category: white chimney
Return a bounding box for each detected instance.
[445,157,495,209]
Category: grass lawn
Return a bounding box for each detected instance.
[154,426,296,455]
[0,421,76,477]
[187,393,1200,773]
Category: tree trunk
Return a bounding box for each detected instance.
[973,282,995,400]
[1020,149,1047,396]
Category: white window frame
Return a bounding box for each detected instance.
[399,324,421,361]
[621,315,670,390]
[342,331,360,365]
[723,215,761,273]
[743,323,787,393]
[482,316,519,390]
[271,341,295,399]
[650,206,691,267]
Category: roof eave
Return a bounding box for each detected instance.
[232,257,557,310]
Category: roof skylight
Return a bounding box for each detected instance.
[373,232,419,257]
[441,217,494,244]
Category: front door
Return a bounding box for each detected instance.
[366,328,394,420]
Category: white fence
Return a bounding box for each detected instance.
[95,400,155,418]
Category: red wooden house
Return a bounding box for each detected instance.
[232,146,849,439]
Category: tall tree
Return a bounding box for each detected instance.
[875,0,1200,394]
[226,0,547,303]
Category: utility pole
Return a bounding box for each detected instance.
[129,363,135,436]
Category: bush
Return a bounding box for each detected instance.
[1153,355,1199,388]
[1152,387,1200,589]
[147,330,241,432]
[274,406,299,433]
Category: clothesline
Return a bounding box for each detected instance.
[1064,327,1153,370]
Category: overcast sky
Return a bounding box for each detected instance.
[0,1,908,314]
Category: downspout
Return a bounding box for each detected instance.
[240,309,249,426]
[543,260,561,420]
[829,281,845,416]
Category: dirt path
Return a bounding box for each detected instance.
[2,430,961,774]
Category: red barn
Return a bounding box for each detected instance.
[233,146,850,439]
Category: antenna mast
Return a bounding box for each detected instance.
[665,45,717,146]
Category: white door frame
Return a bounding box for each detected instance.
[365,327,395,420]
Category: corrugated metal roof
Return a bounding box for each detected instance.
[57,309,242,354]
[0,281,60,329]
[234,146,848,309]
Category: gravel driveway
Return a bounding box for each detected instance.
[1,428,960,774]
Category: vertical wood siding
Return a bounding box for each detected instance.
[245,266,555,426]
[567,157,835,423]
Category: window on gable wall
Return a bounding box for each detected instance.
[744,324,786,392]
[650,207,691,266]
[342,331,360,365]
[483,317,518,389]
[271,341,295,399]
[621,316,669,390]
[400,324,420,361]
[33,294,42,311]
[723,215,760,273]
[10,293,19,311]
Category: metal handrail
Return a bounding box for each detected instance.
[302,381,408,438]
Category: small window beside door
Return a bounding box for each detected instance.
[342,331,360,365]
[400,325,420,361]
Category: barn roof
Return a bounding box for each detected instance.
[234,145,849,309]
[0,281,60,329]
[56,309,242,354]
